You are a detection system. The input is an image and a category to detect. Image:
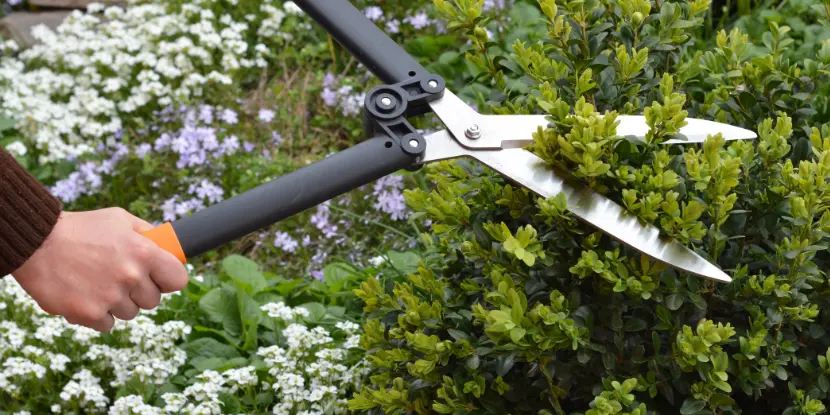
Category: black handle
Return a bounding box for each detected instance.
[164,135,418,259]
[293,0,429,84]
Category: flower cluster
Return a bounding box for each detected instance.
[0,274,191,413]
[362,4,445,34]
[0,0,306,163]
[109,303,369,414]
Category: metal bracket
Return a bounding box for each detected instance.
[362,72,446,164]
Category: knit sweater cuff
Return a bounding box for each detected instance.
[0,148,63,276]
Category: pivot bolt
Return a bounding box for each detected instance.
[428,80,438,88]
[465,124,482,139]
[381,97,392,106]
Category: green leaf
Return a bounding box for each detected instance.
[300,302,327,323]
[679,398,706,414]
[496,352,517,377]
[709,393,736,407]
[192,357,229,371]
[624,317,647,332]
[666,294,684,310]
[385,251,422,275]
[323,262,359,291]
[199,286,243,336]
[0,118,15,133]
[222,255,267,296]
[510,2,543,25]
[182,338,241,360]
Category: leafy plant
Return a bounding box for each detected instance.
[348,0,830,414]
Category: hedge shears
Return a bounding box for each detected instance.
[141,0,757,283]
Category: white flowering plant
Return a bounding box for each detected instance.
[0,249,385,413]
[0,0,316,170]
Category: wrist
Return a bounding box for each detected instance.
[0,148,64,276]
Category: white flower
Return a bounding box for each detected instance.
[4,141,27,156]
[261,302,310,322]
[284,1,304,15]
[367,255,387,267]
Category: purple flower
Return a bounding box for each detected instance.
[321,88,338,107]
[219,109,238,124]
[311,269,324,281]
[199,105,214,124]
[340,92,365,117]
[375,190,408,220]
[483,0,508,10]
[302,235,312,247]
[219,135,240,156]
[258,108,276,122]
[310,202,339,237]
[78,162,102,189]
[154,133,173,151]
[161,197,179,222]
[243,142,256,152]
[135,143,153,158]
[372,175,408,220]
[188,180,224,204]
[405,12,431,30]
[272,132,284,146]
[385,19,400,34]
[323,72,337,89]
[50,172,86,204]
[364,6,383,21]
[273,231,299,253]
[114,129,124,140]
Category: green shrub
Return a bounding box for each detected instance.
[348,0,830,414]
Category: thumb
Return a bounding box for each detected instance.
[132,220,155,233]
[127,215,156,233]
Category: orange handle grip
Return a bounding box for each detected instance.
[140,222,187,264]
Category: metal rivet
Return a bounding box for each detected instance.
[409,139,419,148]
[465,124,482,139]
[380,97,392,106]
[428,80,438,88]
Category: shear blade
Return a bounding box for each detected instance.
[422,130,731,283]
[617,115,758,143]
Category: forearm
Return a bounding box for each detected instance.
[0,147,63,276]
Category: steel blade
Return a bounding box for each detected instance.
[422,130,730,282]
[617,115,757,143]
[428,91,756,150]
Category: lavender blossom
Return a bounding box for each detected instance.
[405,12,431,30]
[364,6,382,21]
[219,135,240,156]
[258,109,276,122]
[385,19,400,34]
[50,172,87,204]
[310,202,339,238]
[323,72,337,88]
[243,142,256,152]
[321,88,338,107]
[134,143,153,158]
[272,132,284,146]
[198,105,214,124]
[273,231,299,253]
[219,109,238,124]
[188,180,224,204]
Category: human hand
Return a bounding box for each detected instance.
[10,208,189,332]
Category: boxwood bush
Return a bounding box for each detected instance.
[348,0,830,414]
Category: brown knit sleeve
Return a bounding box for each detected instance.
[0,147,63,276]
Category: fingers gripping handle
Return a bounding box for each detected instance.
[140,135,420,261]
[141,223,187,264]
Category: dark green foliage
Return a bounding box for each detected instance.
[347,0,830,414]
